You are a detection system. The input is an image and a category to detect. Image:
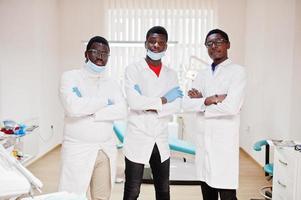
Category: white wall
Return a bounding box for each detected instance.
[0,0,63,160]
[216,0,246,65]
[240,0,297,165]
[59,0,108,71]
[290,0,301,140]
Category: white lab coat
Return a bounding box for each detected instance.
[58,65,127,195]
[182,59,246,189]
[123,58,181,164]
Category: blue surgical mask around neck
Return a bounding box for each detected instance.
[86,59,106,73]
[146,49,165,61]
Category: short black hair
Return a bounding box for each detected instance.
[86,36,110,51]
[146,26,168,41]
[205,29,229,42]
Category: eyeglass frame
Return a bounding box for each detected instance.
[87,49,110,58]
[205,38,228,48]
[295,144,301,152]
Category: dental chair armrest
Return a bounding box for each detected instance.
[253,140,269,151]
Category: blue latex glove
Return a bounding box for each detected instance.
[134,84,142,95]
[15,124,26,135]
[72,87,82,97]
[163,86,183,103]
[107,99,114,105]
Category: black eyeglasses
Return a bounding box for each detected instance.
[205,38,227,48]
[295,144,301,152]
[88,49,110,58]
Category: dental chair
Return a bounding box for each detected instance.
[0,144,42,199]
[113,121,195,155]
[113,121,200,185]
[251,139,273,200]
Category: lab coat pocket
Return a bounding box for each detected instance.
[211,124,237,154]
[128,115,146,134]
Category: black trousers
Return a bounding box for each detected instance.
[123,144,170,200]
[200,181,238,200]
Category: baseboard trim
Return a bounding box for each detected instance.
[26,143,62,167]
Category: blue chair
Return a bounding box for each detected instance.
[251,140,273,200]
[113,121,196,155]
[113,121,201,185]
[168,137,195,155]
[253,140,273,176]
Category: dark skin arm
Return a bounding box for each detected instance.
[146,97,167,113]
[204,94,227,106]
[187,88,227,106]
[188,88,203,98]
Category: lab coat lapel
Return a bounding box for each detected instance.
[206,59,232,95]
[141,59,168,96]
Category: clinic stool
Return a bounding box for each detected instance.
[251,139,273,200]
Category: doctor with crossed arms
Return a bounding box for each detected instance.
[122,26,183,200]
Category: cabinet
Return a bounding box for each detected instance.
[272,146,301,200]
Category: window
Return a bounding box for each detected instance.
[106,0,216,87]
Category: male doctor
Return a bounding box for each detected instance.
[183,29,247,200]
[59,36,127,200]
[123,26,183,200]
